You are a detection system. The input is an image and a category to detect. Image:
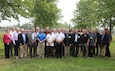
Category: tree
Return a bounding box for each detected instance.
[33,0,61,28]
[72,0,115,32]
[96,0,115,32]
[0,0,33,21]
[72,0,98,28]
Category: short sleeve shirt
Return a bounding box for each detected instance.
[55,32,65,42]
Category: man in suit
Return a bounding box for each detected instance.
[36,27,40,56]
[100,30,109,57]
[44,27,49,57]
[28,28,37,58]
[73,29,82,57]
[63,29,73,57]
[88,30,97,57]
[18,28,28,58]
[95,28,101,56]
[105,28,112,57]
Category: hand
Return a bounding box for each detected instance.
[70,44,72,46]
[94,44,96,47]
[20,43,22,46]
[79,44,81,46]
[104,45,107,47]
[7,43,9,45]
[86,43,89,46]
[13,43,16,45]
[32,41,34,43]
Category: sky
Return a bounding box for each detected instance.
[0,0,79,27]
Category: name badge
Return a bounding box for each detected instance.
[90,37,92,39]
[69,36,71,38]
[78,36,80,38]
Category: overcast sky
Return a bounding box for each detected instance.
[0,0,79,27]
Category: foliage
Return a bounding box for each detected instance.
[0,0,61,28]
[33,0,61,28]
[72,0,115,30]
[0,0,32,21]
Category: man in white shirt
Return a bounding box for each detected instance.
[13,27,20,58]
[55,28,65,58]
[46,30,55,57]
[10,26,16,56]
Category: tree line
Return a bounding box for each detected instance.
[0,0,115,32]
[0,0,61,28]
[72,0,115,32]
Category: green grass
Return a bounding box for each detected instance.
[0,32,115,71]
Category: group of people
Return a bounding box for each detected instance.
[3,26,112,59]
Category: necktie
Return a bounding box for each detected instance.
[101,34,104,41]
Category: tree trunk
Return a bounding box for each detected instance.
[110,17,112,33]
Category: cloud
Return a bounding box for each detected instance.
[57,0,79,24]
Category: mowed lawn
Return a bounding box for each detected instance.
[0,31,115,71]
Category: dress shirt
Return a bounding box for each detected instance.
[55,32,65,42]
[37,32,46,41]
[13,31,20,44]
[22,33,26,43]
[46,33,56,46]
[101,34,105,41]
[32,33,35,40]
[75,34,78,42]
[10,31,15,41]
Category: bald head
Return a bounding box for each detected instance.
[11,26,15,31]
[16,27,20,32]
[83,29,87,34]
[20,28,25,33]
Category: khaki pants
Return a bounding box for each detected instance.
[100,45,106,56]
[64,46,70,57]
[19,43,27,58]
[38,42,45,57]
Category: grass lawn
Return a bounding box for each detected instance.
[0,31,115,71]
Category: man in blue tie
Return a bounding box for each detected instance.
[28,28,37,58]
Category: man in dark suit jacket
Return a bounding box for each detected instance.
[100,30,109,57]
[44,27,49,57]
[95,29,101,56]
[72,30,82,57]
[63,29,73,57]
[105,28,112,57]
[18,28,28,58]
[28,28,37,58]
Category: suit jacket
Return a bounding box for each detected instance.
[63,33,73,46]
[28,32,37,45]
[101,34,109,46]
[96,32,101,44]
[18,33,28,45]
[73,33,82,44]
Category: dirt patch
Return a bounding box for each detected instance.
[0,58,9,65]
